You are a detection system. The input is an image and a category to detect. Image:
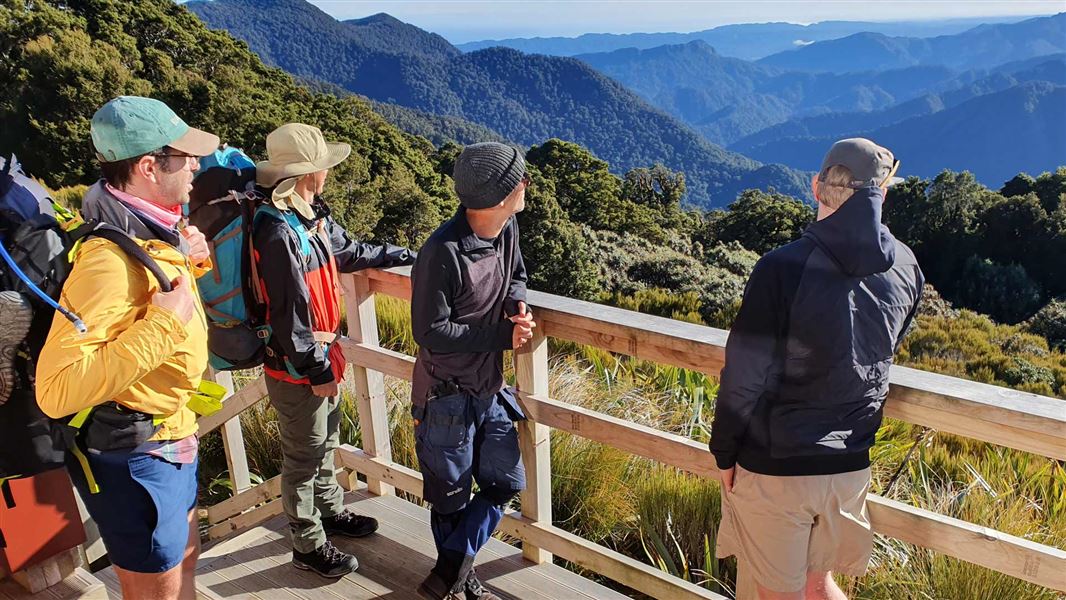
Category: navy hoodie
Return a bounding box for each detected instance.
[709,186,924,476]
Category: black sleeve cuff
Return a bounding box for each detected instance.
[497,320,516,350]
[711,450,736,471]
[503,297,521,317]
[308,365,335,386]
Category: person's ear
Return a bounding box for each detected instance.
[135,155,159,184]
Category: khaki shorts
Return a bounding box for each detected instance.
[716,465,873,593]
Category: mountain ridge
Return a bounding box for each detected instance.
[187,0,811,207]
[456,17,1032,60]
[759,13,1066,72]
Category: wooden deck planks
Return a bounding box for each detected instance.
[195,488,628,600]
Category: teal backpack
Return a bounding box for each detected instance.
[188,147,312,371]
[188,147,269,370]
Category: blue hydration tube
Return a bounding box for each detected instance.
[0,235,87,334]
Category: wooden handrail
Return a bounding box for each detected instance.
[200,267,1066,598]
[334,337,1066,592]
[361,267,1066,460]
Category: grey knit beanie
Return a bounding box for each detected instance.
[453,142,526,209]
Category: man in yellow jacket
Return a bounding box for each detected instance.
[36,96,218,600]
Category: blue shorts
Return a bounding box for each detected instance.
[414,388,526,514]
[67,449,198,573]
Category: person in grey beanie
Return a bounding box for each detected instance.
[410,142,535,600]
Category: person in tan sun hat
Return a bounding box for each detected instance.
[256,122,352,220]
[251,122,416,579]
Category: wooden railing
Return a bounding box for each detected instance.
[201,267,1066,599]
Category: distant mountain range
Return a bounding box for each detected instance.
[759,13,1066,72]
[189,0,1064,200]
[576,41,978,144]
[187,0,811,208]
[578,38,1066,147]
[457,18,1026,61]
[738,82,1066,186]
[730,54,1066,153]
[571,15,1066,185]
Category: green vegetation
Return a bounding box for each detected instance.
[885,169,1066,324]
[1,0,456,249]
[199,297,1066,599]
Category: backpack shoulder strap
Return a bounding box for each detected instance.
[253,205,311,258]
[71,222,173,293]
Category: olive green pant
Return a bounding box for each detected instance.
[265,376,345,553]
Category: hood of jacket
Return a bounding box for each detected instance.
[804,185,897,277]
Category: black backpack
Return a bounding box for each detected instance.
[0,156,173,483]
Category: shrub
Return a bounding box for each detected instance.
[1027,299,1066,351]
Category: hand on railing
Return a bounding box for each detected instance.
[510,301,537,350]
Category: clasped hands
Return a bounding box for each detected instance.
[510,301,537,349]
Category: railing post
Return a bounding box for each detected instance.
[341,273,395,496]
[515,327,553,564]
[208,368,252,495]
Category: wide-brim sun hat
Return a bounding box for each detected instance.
[255,123,351,188]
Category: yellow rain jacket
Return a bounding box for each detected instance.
[36,236,210,441]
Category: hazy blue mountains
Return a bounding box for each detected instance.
[759,13,1066,72]
[187,0,810,207]
[457,18,1019,60]
[738,82,1066,186]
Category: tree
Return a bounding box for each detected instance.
[526,139,622,225]
[979,193,1060,300]
[1033,167,1066,214]
[1000,173,1035,198]
[956,257,1043,324]
[883,176,931,242]
[515,167,599,300]
[886,171,997,301]
[701,189,813,255]
[621,164,691,232]
[526,139,668,241]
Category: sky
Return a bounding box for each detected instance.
[307,0,1064,43]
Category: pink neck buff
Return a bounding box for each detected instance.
[106,183,183,230]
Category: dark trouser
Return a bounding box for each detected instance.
[265,376,344,554]
[414,388,526,585]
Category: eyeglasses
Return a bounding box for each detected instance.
[149,150,200,171]
[151,151,199,161]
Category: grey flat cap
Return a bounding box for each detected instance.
[818,138,903,189]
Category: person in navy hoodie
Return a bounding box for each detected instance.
[710,138,924,600]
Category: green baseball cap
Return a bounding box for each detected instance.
[91,96,219,162]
